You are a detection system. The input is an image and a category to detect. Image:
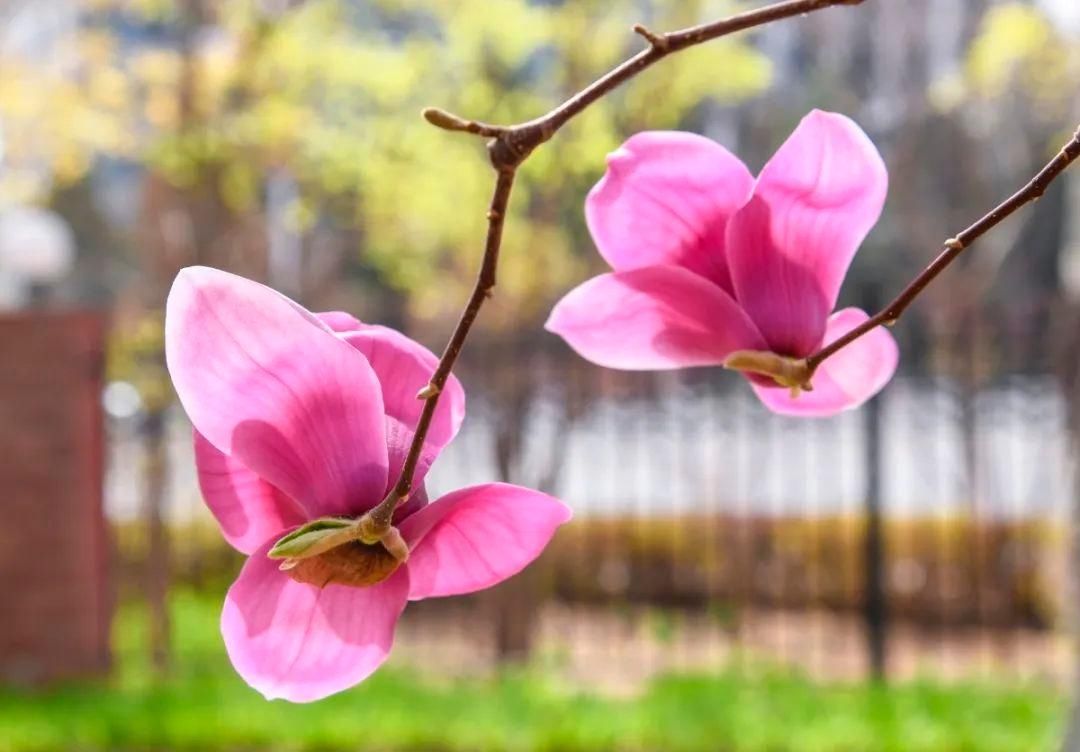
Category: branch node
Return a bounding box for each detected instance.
[416,382,441,400]
[944,237,964,251]
[633,23,670,51]
[488,134,531,171]
[487,209,501,221]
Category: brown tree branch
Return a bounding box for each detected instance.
[805,125,1080,373]
[361,168,515,536]
[360,0,865,534]
[427,0,865,167]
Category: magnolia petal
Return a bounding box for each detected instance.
[165,266,389,517]
[586,131,754,291]
[316,311,466,515]
[750,307,898,417]
[194,431,307,555]
[340,326,465,500]
[221,541,409,703]
[400,483,571,600]
[316,311,363,333]
[728,110,888,356]
[546,266,765,370]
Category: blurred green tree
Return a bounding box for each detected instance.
[0,0,771,326]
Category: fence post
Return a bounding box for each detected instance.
[863,284,888,681]
[1056,300,1080,752]
[141,406,172,674]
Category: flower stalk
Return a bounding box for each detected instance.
[805,125,1080,372]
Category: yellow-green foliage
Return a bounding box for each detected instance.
[930,2,1080,136]
[965,4,1077,112]
[112,517,244,597]
[105,312,172,412]
[120,512,1066,628]
[543,513,1065,627]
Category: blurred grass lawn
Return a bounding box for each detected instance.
[0,591,1066,752]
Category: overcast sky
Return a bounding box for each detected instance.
[1041,0,1080,34]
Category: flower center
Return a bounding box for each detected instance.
[283,540,402,588]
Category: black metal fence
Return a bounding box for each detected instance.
[108,298,1080,687]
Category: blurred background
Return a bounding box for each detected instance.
[1,1,1079,750]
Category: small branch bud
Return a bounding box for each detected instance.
[416,382,440,400]
[944,237,964,251]
[422,107,472,131]
[422,107,504,137]
[632,23,669,50]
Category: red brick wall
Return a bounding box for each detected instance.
[0,311,110,684]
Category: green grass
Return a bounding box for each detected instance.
[0,592,1066,752]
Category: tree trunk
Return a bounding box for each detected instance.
[486,340,573,666]
[864,385,887,680]
[488,348,538,665]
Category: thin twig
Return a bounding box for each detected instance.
[363,168,515,533]
[805,125,1080,373]
[361,0,864,531]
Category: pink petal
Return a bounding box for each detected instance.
[221,541,409,702]
[400,483,571,600]
[317,311,363,333]
[727,110,888,356]
[340,326,465,507]
[194,431,307,554]
[165,266,389,517]
[587,131,754,291]
[545,265,765,370]
[751,307,898,417]
[317,311,466,515]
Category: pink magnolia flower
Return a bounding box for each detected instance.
[165,266,571,702]
[546,110,898,417]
